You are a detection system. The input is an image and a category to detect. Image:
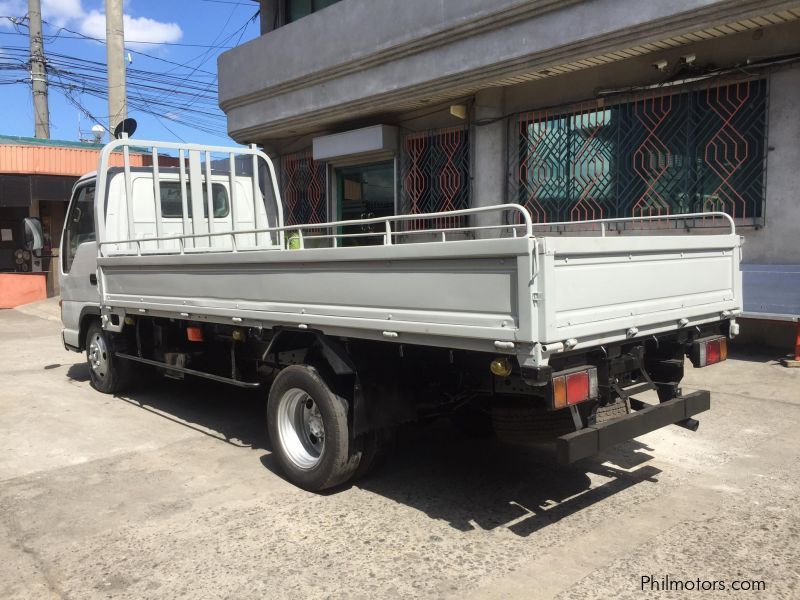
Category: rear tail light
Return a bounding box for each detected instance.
[551,367,598,410]
[690,336,728,367]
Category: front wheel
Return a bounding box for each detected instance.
[85,320,132,394]
[267,365,362,491]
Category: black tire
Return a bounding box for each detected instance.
[451,405,495,438]
[85,320,133,394]
[352,428,395,481]
[267,365,362,492]
[491,396,575,446]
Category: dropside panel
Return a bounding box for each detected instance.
[542,235,741,344]
[98,239,535,346]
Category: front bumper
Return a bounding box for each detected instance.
[556,390,710,464]
[62,330,80,353]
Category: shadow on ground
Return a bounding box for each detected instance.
[350,427,659,537]
[728,344,792,365]
[66,361,267,449]
[66,360,661,537]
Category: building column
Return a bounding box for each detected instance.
[472,88,507,233]
[745,65,800,265]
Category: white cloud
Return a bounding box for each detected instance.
[0,0,83,28]
[0,0,25,27]
[79,9,182,48]
[123,14,181,46]
[0,0,183,48]
[42,0,84,27]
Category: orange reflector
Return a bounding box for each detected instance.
[566,371,590,405]
[552,375,567,409]
[719,337,728,361]
[186,326,203,342]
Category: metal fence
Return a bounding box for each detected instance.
[400,125,470,229]
[280,150,328,229]
[515,77,768,227]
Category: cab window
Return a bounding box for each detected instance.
[159,182,229,219]
[63,184,96,272]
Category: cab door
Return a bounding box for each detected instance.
[60,180,99,349]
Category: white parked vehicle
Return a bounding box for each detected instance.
[41,138,742,491]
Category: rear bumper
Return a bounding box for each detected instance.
[556,390,710,464]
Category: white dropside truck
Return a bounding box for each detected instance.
[45,139,742,491]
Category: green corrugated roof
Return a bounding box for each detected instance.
[0,134,150,153]
[0,134,106,150]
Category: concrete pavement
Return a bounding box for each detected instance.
[0,302,798,599]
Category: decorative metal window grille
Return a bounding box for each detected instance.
[401,126,470,228]
[516,77,768,225]
[280,150,327,229]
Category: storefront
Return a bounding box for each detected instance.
[0,135,149,298]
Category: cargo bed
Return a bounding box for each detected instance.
[91,139,742,368]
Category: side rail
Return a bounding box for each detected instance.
[529,212,737,236]
[95,137,284,256]
[98,200,535,257]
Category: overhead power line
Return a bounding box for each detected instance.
[194,0,256,5]
[0,15,244,48]
[0,8,260,140]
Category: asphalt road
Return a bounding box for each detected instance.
[1,300,799,599]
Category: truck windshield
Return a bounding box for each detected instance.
[63,184,96,272]
[159,182,229,219]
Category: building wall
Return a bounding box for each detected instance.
[397,23,798,261]
[751,65,800,264]
[237,5,800,272]
[221,0,800,141]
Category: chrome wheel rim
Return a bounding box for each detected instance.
[88,332,109,380]
[276,388,325,470]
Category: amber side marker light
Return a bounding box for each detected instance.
[551,367,598,410]
[490,357,513,377]
[186,326,204,342]
[690,336,728,368]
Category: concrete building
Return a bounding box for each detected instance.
[219,0,800,347]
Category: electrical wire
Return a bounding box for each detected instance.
[0,15,241,49]
[0,7,261,140]
[194,0,256,5]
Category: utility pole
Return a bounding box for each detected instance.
[28,0,48,225]
[28,0,49,139]
[105,0,127,137]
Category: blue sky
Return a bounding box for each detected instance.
[0,0,261,146]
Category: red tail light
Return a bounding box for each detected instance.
[690,336,728,367]
[551,367,598,410]
[566,371,590,405]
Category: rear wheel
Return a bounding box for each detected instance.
[491,396,575,446]
[352,428,395,480]
[451,404,494,438]
[267,365,362,491]
[86,320,132,394]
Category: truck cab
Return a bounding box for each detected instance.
[60,173,99,351]
[59,166,270,351]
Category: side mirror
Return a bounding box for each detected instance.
[23,217,44,251]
